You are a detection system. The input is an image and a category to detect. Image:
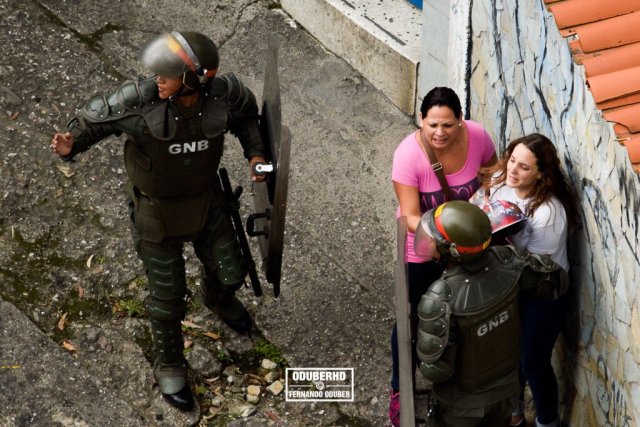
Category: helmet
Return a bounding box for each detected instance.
[415,201,492,263]
[480,200,526,239]
[138,31,219,88]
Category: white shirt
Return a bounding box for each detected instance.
[490,184,569,271]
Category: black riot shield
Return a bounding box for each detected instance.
[394,217,416,427]
[246,35,291,297]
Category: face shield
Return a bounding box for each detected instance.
[138,32,198,78]
[414,212,438,260]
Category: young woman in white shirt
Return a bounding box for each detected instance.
[479,133,578,427]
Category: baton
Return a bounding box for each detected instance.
[219,168,262,297]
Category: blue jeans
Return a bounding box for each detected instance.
[390,261,445,391]
[519,291,571,424]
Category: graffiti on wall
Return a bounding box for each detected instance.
[596,355,633,427]
[583,182,619,287]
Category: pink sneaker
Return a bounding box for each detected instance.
[388,389,400,427]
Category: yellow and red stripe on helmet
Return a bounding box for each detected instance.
[433,204,491,254]
[166,35,196,72]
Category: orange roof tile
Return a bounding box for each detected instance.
[563,11,640,53]
[547,0,640,172]
[604,105,640,134]
[547,0,640,29]
[576,42,640,77]
[596,92,640,111]
[624,134,640,172]
[587,65,640,103]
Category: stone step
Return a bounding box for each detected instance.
[281,0,423,115]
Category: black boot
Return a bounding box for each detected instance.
[216,292,253,333]
[201,275,252,334]
[162,385,194,412]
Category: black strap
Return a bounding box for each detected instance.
[420,131,454,201]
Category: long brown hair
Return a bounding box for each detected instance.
[481,133,578,232]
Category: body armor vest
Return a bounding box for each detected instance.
[80,77,231,199]
[443,248,521,392]
[77,75,262,242]
[125,90,232,241]
[123,101,225,199]
[81,78,233,240]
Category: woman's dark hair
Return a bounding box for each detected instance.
[420,87,463,119]
[481,133,579,232]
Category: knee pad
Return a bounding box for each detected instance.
[141,253,187,301]
[211,238,247,285]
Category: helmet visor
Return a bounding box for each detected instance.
[138,33,196,78]
[414,213,437,260]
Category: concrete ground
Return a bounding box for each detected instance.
[0,0,418,425]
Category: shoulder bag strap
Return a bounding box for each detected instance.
[420,131,454,201]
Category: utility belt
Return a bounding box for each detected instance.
[128,183,217,243]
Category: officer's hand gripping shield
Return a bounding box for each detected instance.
[246,35,291,297]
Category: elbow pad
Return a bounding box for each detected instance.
[416,279,452,364]
[80,77,159,123]
[419,358,454,383]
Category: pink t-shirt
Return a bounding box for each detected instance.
[392,120,496,262]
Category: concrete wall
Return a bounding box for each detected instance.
[282,0,421,114]
[449,0,640,425]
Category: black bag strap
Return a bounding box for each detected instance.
[420,131,454,201]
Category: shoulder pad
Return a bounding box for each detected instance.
[81,78,159,123]
[418,279,452,321]
[116,78,160,110]
[206,75,228,99]
[207,73,254,110]
[138,77,160,104]
[207,73,242,97]
[504,245,559,273]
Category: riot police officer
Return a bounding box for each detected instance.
[51,31,268,411]
[413,201,568,426]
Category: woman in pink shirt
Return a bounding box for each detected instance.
[388,87,496,426]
